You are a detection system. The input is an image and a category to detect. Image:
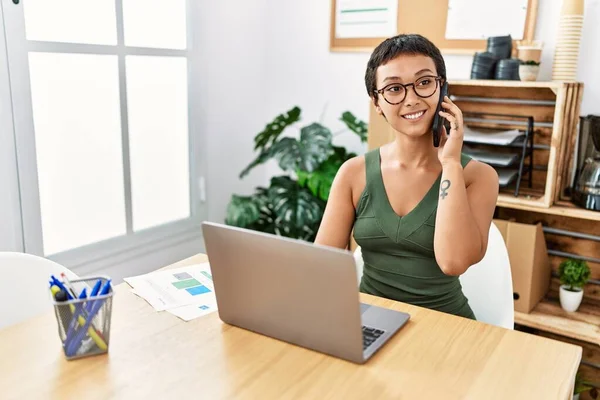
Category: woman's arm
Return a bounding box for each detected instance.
[314,157,362,249]
[434,96,499,275]
[434,161,499,275]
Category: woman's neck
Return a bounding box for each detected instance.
[386,133,439,170]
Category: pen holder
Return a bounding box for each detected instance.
[52,276,114,360]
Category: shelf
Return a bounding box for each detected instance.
[496,200,600,221]
[497,169,519,187]
[515,299,600,346]
[449,79,565,89]
[463,149,520,167]
[463,127,526,148]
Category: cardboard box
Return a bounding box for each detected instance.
[493,219,551,313]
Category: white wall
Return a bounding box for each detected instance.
[199,0,600,225]
[192,1,270,224]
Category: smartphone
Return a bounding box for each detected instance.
[432,81,449,147]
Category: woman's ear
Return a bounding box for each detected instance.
[371,96,383,115]
[371,96,387,121]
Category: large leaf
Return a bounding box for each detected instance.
[297,161,338,201]
[225,188,278,234]
[297,146,356,201]
[239,149,270,179]
[254,106,301,151]
[270,123,332,173]
[340,111,368,143]
[248,187,277,234]
[225,194,262,228]
[268,176,325,240]
[239,107,304,178]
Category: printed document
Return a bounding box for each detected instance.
[125,263,218,321]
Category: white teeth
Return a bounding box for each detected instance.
[403,111,424,120]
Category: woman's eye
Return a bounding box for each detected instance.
[418,79,431,86]
[386,86,401,92]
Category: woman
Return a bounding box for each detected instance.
[314,34,499,319]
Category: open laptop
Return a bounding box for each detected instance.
[201,221,410,364]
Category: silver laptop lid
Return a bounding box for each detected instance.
[201,222,364,363]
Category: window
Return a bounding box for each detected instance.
[1,0,204,272]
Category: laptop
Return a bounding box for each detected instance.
[201,221,410,364]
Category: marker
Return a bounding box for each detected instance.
[50,285,72,334]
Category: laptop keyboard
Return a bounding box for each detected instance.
[362,326,385,350]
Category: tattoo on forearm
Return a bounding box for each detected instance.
[440,179,451,200]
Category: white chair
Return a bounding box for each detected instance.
[353,221,514,329]
[0,252,78,329]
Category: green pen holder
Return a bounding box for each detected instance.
[51,276,114,360]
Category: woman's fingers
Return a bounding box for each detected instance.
[441,96,462,115]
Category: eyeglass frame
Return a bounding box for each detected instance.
[373,75,444,105]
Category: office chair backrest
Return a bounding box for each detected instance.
[0,252,78,329]
[353,221,515,330]
[458,222,514,329]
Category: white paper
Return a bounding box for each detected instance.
[124,263,216,312]
[335,0,398,39]
[463,126,524,145]
[167,300,218,322]
[445,0,528,40]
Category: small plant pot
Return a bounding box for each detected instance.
[519,65,540,81]
[559,285,583,312]
[517,47,542,64]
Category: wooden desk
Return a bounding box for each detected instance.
[0,254,582,399]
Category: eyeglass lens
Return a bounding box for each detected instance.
[381,76,438,104]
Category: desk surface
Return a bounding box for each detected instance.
[0,254,582,399]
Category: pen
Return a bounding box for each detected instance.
[86,279,103,313]
[50,275,74,300]
[63,288,88,351]
[60,272,78,298]
[90,279,102,297]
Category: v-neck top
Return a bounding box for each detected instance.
[353,148,476,320]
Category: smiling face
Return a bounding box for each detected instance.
[373,54,442,139]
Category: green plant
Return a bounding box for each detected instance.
[559,259,591,292]
[574,372,598,398]
[225,106,367,242]
[520,60,541,66]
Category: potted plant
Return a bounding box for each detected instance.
[573,372,597,400]
[225,106,367,241]
[519,60,541,81]
[558,258,591,312]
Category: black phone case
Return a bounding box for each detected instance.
[432,82,449,147]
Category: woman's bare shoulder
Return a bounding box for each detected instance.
[335,153,367,206]
[464,158,499,189]
[338,153,365,178]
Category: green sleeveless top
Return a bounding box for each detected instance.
[353,148,476,320]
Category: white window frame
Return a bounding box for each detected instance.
[0,0,206,275]
[0,9,23,253]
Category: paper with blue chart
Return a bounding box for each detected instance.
[124,263,217,321]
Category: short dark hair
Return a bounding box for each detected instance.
[365,34,446,102]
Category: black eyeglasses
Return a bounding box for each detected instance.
[374,76,443,105]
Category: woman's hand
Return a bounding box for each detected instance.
[437,96,464,165]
